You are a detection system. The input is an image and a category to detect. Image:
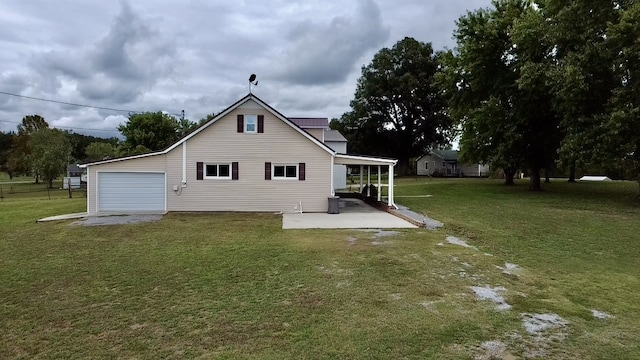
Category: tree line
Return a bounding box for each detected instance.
[333,0,639,193]
[0,112,214,186]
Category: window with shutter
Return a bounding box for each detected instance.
[232,162,239,180]
[237,115,244,133]
[196,162,203,180]
[265,162,271,180]
[298,162,305,181]
[258,115,264,133]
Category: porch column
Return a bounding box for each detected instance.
[367,166,371,196]
[388,164,394,207]
[377,165,381,201]
[359,165,364,193]
[330,155,335,196]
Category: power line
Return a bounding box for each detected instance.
[0,90,183,117]
[0,90,143,113]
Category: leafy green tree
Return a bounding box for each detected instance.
[30,128,72,188]
[118,112,179,154]
[178,117,198,138]
[9,115,50,182]
[85,142,117,162]
[67,132,119,163]
[336,37,452,175]
[0,131,14,178]
[599,3,640,194]
[441,0,560,190]
[542,0,620,182]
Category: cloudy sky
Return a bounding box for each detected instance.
[0,0,492,138]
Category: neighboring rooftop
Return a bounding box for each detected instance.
[323,129,347,142]
[431,149,459,162]
[289,117,329,129]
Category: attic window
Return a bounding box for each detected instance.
[245,115,257,133]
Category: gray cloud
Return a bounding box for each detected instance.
[0,0,493,135]
[267,0,389,85]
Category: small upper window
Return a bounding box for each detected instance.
[273,164,298,179]
[205,164,231,179]
[245,114,257,133]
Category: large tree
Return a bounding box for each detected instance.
[336,37,452,175]
[118,112,180,154]
[85,142,117,162]
[442,0,560,190]
[30,128,72,188]
[0,131,14,178]
[8,115,50,182]
[542,0,620,182]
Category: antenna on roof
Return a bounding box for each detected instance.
[249,74,258,93]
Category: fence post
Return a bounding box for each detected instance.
[68,178,72,199]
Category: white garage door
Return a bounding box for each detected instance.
[97,172,166,213]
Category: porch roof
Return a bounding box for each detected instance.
[334,153,397,166]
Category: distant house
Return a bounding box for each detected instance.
[64,164,85,189]
[80,94,396,215]
[416,150,489,177]
[289,118,348,190]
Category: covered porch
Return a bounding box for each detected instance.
[332,154,398,209]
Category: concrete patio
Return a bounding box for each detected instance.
[282,198,417,229]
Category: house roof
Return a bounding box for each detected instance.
[323,129,347,142]
[417,149,459,162]
[288,118,329,129]
[67,164,82,172]
[80,94,336,167]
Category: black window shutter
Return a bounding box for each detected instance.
[265,162,271,180]
[232,162,239,180]
[299,162,306,181]
[258,115,264,133]
[196,162,203,180]
[237,115,244,133]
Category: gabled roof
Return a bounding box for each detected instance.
[323,129,347,142]
[289,118,329,129]
[417,149,459,162]
[80,93,335,167]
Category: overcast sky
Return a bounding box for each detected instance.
[0,0,492,138]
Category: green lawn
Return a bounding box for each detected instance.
[0,179,638,359]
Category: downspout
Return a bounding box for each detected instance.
[330,153,335,196]
[182,141,187,187]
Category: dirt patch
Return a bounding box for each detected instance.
[475,340,517,360]
[470,286,512,311]
[522,313,568,335]
[591,309,613,319]
[72,214,163,226]
[446,236,479,251]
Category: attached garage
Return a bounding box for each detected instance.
[97,172,166,213]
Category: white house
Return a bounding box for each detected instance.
[416,150,489,177]
[81,94,396,215]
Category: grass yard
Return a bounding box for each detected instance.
[0,178,638,359]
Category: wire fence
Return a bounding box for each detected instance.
[0,182,87,201]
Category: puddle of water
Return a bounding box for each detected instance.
[446,236,479,251]
[522,313,568,334]
[470,285,512,311]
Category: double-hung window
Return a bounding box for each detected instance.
[205,163,231,179]
[245,115,257,133]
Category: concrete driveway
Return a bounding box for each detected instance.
[282,198,417,229]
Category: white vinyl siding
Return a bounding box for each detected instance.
[97,172,165,213]
[165,106,332,212]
